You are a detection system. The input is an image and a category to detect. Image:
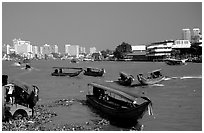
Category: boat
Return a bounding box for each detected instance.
[117,72,134,86]
[70,58,79,63]
[83,67,105,77]
[164,58,187,65]
[86,82,153,123]
[3,77,39,121]
[51,67,83,77]
[137,69,165,85]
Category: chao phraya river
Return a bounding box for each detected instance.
[2,60,202,131]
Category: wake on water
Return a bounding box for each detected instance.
[164,75,202,80]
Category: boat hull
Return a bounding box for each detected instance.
[51,70,82,77]
[137,75,165,85]
[86,95,150,122]
[118,78,133,86]
[84,71,104,77]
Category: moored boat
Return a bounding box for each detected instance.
[83,67,105,77]
[164,58,187,65]
[51,67,83,77]
[86,82,153,124]
[117,72,134,86]
[137,69,165,85]
[2,77,39,121]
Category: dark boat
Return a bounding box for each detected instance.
[118,72,134,86]
[164,58,187,65]
[70,58,79,63]
[137,69,165,85]
[84,67,105,77]
[51,67,83,77]
[86,82,153,123]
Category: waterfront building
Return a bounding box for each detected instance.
[192,28,201,36]
[126,45,147,61]
[79,46,86,54]
[90,47,97,54]
[182,28,191,41]
[191,28,202,43]
[32,45,39,58]
[40,46,43,55]
[69,45,79,58]
[43,44,51,56]
[54,45,58,53]
[13,38,32,58]
[65,44,71,55]
[6,44,11,55]
[173,40,191,48]
[146,40,174,61]
[172,40,192,57]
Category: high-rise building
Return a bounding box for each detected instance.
[65,44,79,57]
[13,38,32,57]
[90,47,97,54]
[193,28,200,36]
[79,46,86,54]
[65,44,71,55]
[54,45,58,53]
[32,46,39,56]
[182,29,191,41]
[40,46,43,55]
[43,44,51,56]
[6,44,10,55]
[69,45,79,58]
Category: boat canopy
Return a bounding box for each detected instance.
[10,79,34,94]
[52,67,83,70]
[149,69,162,74]
[88,82,148,102]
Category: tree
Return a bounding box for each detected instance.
[101,49,114,58]
[113,42,132,59]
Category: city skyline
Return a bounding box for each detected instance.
[2,2,202,53]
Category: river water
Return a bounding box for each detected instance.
[2,60,202,131]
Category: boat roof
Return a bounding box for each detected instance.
[9,79,34,94]
[52,67,83,70]
[88,82,148,101]
[148,69,162,73]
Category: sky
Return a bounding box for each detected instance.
[2,2,202,53]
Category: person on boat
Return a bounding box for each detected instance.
[5,84,14,105]
[25,64,31,69]
[59,68,63,73]
[54,69,58,73]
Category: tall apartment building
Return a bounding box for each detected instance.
[65,44,79,57]
[43,44,51,56]
[65,44,71,55]
[13,38,32,58]
[32,46,39,58]
[182,29,191,41]
[193,28,201,36]
[79,46,86,54]
[90,47,97,54]
[54,45,58,53]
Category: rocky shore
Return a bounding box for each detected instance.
[3,98,143,131]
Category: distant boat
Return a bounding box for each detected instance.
[51,67,83,77]
[86,82,153,123]
[137,69,165,85]
[83,67,105,77]
[117,72,134,86]
[70,58,79,63]
[164,58,187,65]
